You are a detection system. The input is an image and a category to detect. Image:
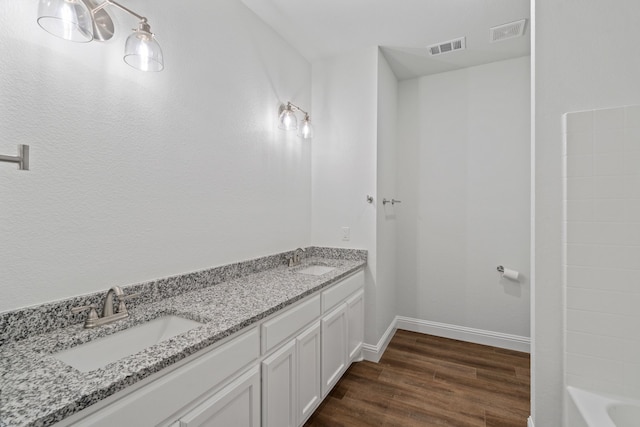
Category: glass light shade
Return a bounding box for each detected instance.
[298,116,313,139]
[37,0,93,42]
[278,106,297,130]
[124,28,164,72]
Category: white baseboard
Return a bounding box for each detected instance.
[527,416,534,427]
[362,317,397,362]
[361,316,530,362]
[395,316,530,353]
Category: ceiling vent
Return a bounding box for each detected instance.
[489,19,527,43]
[428,37,466,56]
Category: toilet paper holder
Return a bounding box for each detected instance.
[497,265,520,281]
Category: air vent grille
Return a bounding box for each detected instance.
[490,19,527,43]
[427,37,466,56]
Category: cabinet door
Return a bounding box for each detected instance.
[296,321,321,425]
[178,366,260,427]
[321,303,348,397]
[262,340,296,427]
[347,290,364,361]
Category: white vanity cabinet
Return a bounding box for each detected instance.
[320,272,365,397]
[259,293,323,427]
[259,270,364,425]
[64,268,364,427]
[260,319,323,427]
[260,320,323,427]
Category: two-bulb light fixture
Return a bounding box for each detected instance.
[278,102,313,139]
[36,0,163,72]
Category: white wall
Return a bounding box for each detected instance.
[0,0,312,312]
[396,57,530,338]
[311,47,379,344]
[534,2,640,426]
[564,106,640,399]
[375,53,398,339]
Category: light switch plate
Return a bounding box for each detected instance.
[341,227,350,241]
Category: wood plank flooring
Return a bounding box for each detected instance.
[305,330,530,427]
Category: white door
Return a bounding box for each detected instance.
[262,339,296,427]
[178,366,260,427]
[321,303,348,397]
[296,321,321,425]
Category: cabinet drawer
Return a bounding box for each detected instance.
[322,270,364,313]
[261,295,321,353]
[72,328,260,427]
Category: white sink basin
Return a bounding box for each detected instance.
[54,315,203,372]
[295,265,336,276]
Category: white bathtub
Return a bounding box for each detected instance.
[568,386,640,427]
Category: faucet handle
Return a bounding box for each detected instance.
[71,304,98,314]
[71,304,99,323]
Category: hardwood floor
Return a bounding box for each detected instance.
[305,330,530,427]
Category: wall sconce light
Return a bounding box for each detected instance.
[36,0,164,72]
[278,102,313,139]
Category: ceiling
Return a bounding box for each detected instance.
[241,0,530,80]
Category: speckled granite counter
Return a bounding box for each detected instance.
[0,248,366,427]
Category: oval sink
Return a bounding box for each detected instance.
[54,315,203,372]
[295,265,336,276]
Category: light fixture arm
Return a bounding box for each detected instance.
[90,0,146,22]
[286,102,309,118]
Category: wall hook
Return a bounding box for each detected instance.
[366,195,374,204]
[0,144,29,170]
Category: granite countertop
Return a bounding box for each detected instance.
[0,251,366,427]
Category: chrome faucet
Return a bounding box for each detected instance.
[71,286,138,328]
[102,286,124,317]
[289,247,306,267]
